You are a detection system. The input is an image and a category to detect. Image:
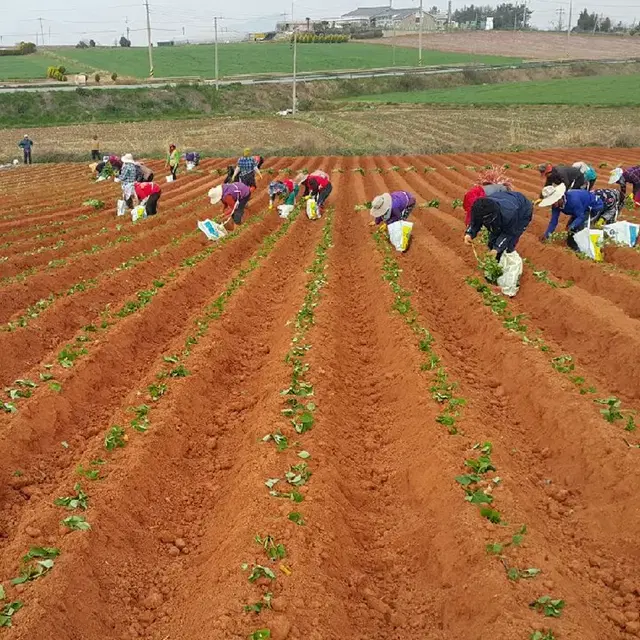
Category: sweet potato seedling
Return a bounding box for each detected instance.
[105,425,127,451]
[480,507,502,524]
[255,536,286,561]
[54,483,88,510]
[452,199,463,209]
[76,465,100,480]
[243,565,276,583]
[530,596,565,618]
[530,631,556,640]
[244,592,273,614]
[248,630,271,640]
[288,512,305,526]
[0,601,23,628]
[12,547,60,585]
[262,431,289,452]
[61,516,91,531]
[285,463,311,487]
[148,383,167,401]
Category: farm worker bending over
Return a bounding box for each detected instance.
[370,191,416,226]
[301,174,333,213]
[185,151,201,167]
[539,184,604,251]
[233,148,262,190]
[18,135,33,165]
[573,161,597,190]
[119,154,138,199]
[609,166,640,208]
[135,162,154,183]
[128,182,162,216]
[538,163,585,192]
[268,179,298,209]
[167,144,180,181]
[208,182,252,227]
[462,165,512,225]
[464,191,533,260]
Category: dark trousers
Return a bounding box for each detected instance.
[91,150,101,161]
[144,173,154,183]
[23,150,32,165]
[170,165,178,180]
[317,183,333,207]
[240,173,256,189]
[145,192,161,216]
[233,195,250,224]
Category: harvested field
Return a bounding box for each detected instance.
[1,148,640,640]
[378,31,640,61]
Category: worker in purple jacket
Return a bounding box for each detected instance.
[369,190,416,226]
[208,182,252,227]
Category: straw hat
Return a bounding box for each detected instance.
[208,185,223,205]
[370,193,392,217]
[609,168,623,184]
[89,162,98,172]
[121,153,135,164]
[539,183,566,207]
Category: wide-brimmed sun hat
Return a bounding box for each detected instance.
[370,193,392,217]
[609,168,624,184]
[539,183,567,207]
[572,161,589,174]
[208,185,223,205]
[89,162,98,172]
[121,153,135,164]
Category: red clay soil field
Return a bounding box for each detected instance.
[1,148,640,640]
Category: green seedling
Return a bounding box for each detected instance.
[479,254,503,284]
[288,512,305,526]
[12,547,60,585]
[2,401,18,413]
[598,162,608,168]
[148,383,167,401]
[595,397,624,423]
[530,631,556,640]
[530,596,565,618]
[507,567,540,581]
[248,630,271,640]
[82,199,105,210]
[264,478,280,490]
[169,365,189,378]
[452,198,463,209]
[423,166,435,173]
[263,431,289,452]
[423,199,440,209]
[486,543,504,555]
[22,547,60,562]
[40,372,55,382]
[244,592,273,614]
[0,601,23,628]
[390,165,400,172]
[76,465,99,480]
[0,585,4,600]
[285,462,311,487]
[353,167,365,175]
[49,381,62,393]
[129,404,150,432]
[54,483,88,510]
[519,163,534,169]
[298,450,311,459]
[292,411,314,434]
[480,507,502,524]
[455,473,482,486]
[255,535,286,561]
[625,415,637,432]
[58,344,87,368]
[163,355,179,364]
[465,489,494,505]
[472,441,493,455]
[551,355,574,373]
[465,455,496,474]
[105,426,126,451]
[512,524,527,546]
[243,564,276,583]
[61,515,91,531]
[14,379,36,389]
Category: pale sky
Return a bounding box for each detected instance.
[1,0,638,46]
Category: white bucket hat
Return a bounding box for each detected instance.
[539,183,566,207]
[121,153,135,164]
[370,193,391,217]
[609,168,623,184]
[572,161,588,174]
[208,185,223,205]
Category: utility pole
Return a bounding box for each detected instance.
[447,0,452,30]
[418,0,423,66]
[514,4,518,30]
[522,1,528,29]
[292,1,298,115]
[556,7,564,31]
[144,0,154,78]
[126,17,131,41]
[214,17,219,90]
[567,0,573,37]
[39,18,45,46]
[392,15,396,66]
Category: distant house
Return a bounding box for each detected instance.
[340,6,438,31]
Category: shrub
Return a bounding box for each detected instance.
[94,73,101,83]
[47,65,67,82]
[111,72,118,82]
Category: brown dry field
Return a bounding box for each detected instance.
[2,106,640,159]
[377,30,640,60]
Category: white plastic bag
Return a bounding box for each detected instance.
[166,175,175,183]
[387,220,414,252]
[278,204,294,219]
[496,250,523,297]
[306,198,321,220]
[186,162,195,171]
[131,205,146,222]
[198,219,227,241]
[574,227,604,261]
[603,221,640,248]
[116,199,127,217]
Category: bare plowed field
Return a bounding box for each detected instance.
[1,149,640,640]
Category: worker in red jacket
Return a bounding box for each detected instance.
[129,181,162,216]
[301,173,332,212]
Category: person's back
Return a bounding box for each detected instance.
[564,189,599,215]
[488,190,530,224]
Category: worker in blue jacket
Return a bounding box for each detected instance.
[464,191,533,260]
[538,183,604,251]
